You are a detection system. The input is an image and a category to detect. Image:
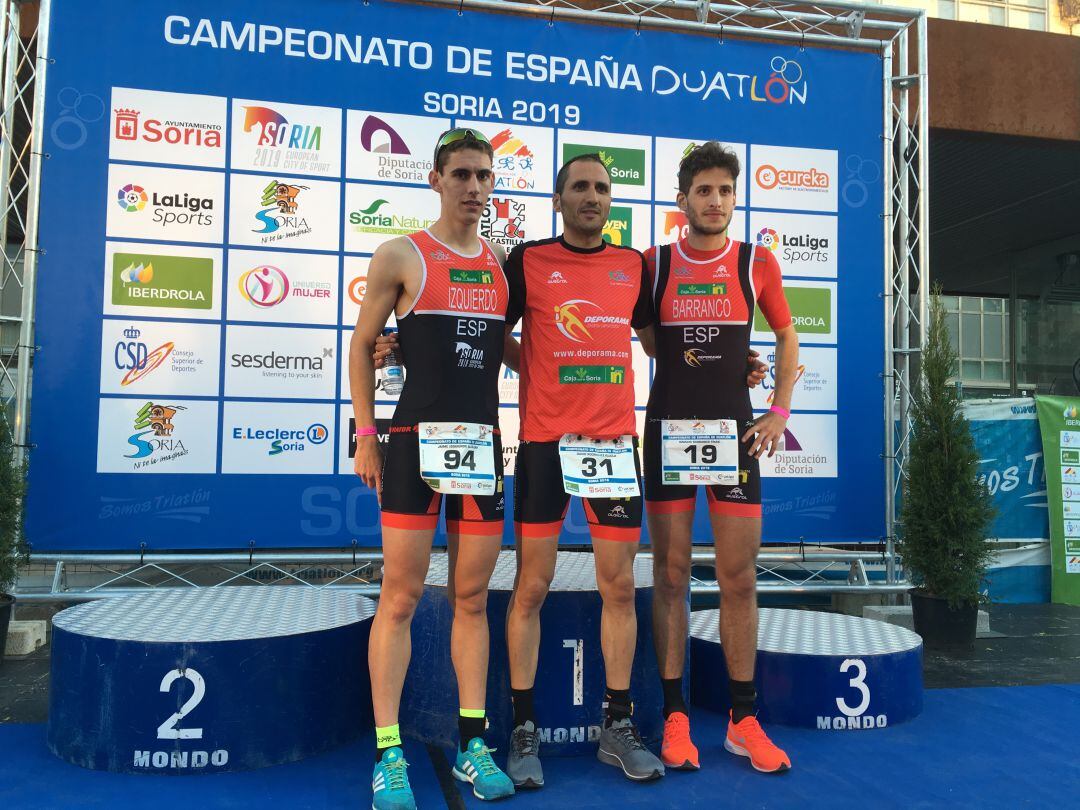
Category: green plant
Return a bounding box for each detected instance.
[898,287,995,609]
[0,423,27,594]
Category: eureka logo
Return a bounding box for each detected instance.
[563,143,646,186]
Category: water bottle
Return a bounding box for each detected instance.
[378,326,404,396]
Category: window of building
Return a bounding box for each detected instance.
[957,0,1047,29]
[941,295,1011,389]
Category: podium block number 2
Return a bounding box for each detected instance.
[157,668,206,740]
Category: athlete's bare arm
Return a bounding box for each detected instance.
[350,238,420,492]
[634,325,656,357]
[742,324,799,458]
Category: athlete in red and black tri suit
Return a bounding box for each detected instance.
[351,129,515,808]
[640,142,799,776]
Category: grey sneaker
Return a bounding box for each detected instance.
[506,721,544,788]
[597,718,665,781]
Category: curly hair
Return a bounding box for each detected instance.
[677,141,741,195]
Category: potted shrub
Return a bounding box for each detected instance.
[899,288,995,649]
[0,424,27,665]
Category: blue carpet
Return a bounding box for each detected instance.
[3,685,1078,808]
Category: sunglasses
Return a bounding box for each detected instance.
[433,127,492,165]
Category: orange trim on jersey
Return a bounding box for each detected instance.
[461,495,484,522]
[381,511,440,531]
[705,500,762,518]
[516,520,565,538]
[446,519,505,536]
[588,523,641,543]
[644,498,697,515]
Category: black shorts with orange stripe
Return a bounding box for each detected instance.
[513,439,642,543]
[380,426,505,536]
[643,418,762,518]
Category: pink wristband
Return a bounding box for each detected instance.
[770,406,790,419]
[355,426,377,437]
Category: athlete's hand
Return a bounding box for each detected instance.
[354,435,384,502]
[372,332,399,370]
[742,411,787,458]
[746,349,768,389]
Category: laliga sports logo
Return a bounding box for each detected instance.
[117,183,148,212]
[756,228,780,252]
[554,299,597,342]
[239,265,290,307]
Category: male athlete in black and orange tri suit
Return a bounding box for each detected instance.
[499,154,665,786]
[351,129,515,809]
[641,142,799,775]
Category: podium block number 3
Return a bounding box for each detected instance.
[157,668,206,740]
[835,658,870,718]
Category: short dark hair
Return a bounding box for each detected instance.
[435,138,494,174]
[677,141,740,195]
[555,153,612,194]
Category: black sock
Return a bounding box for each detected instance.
[661,677,687,718]
[511,688,535,727]
[729,679,757,723]
[605,687,633,725]
[458,712,486,751]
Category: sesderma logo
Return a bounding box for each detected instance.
[603,206,633,246]
[559,365,625,384]
[755,287,831,334]
[563,144,646,186]
[112,253,213,310]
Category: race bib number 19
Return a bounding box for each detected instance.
[557,434,640,498]
[418,422,496,495]
[661,419,738,486]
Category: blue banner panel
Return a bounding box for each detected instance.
[29,0,885,549]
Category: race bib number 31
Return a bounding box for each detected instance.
[418,422,496,495]
[661,419,738,486]
[557,434,640,498]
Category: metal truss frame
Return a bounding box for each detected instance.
[7,0,927,599]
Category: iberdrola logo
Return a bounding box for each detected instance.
[1066,405,1079,419]
[554,299,597,342]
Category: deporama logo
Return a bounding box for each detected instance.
[683,348,722,367]
[554,299,630,342]
[547,271,568,284]
[554,300,596,342]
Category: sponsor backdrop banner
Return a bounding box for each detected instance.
[29,0,884,549]
[963,397,1049,541]
[1034,396,1080,605]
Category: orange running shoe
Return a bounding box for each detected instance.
[660,711,700,770]
[724,713,791,773]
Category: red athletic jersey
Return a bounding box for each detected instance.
[643,238,791,420]
[393,230,508,425]
[505,237,653,441]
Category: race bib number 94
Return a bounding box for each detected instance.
[557,434,640,498]
[418,422,496,495]
[661,419,738,485]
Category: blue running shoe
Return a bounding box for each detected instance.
[372,747,415,810]
[452,737,516,801]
